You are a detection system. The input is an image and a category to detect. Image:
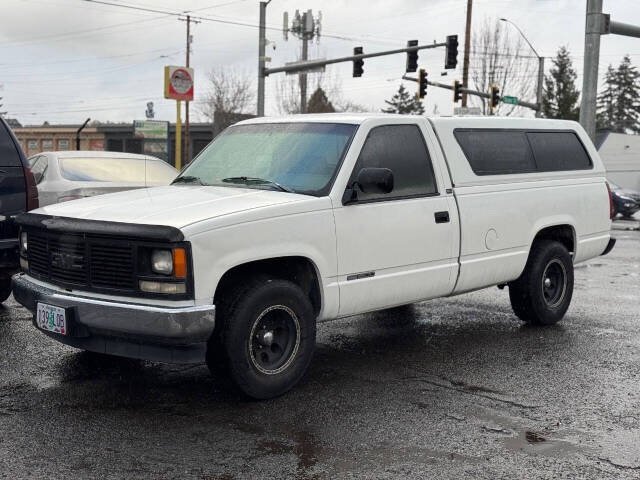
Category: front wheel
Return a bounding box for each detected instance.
[207,277,316,399]
[508,240,574,326]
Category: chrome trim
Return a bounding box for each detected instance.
[12,273,215,344]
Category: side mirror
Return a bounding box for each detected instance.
[356,167,394,194]
[342,167,394,205]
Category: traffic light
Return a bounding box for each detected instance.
[353,47,364,77]
[406,40,418,73]
[418,69,428,99]
[453,80,462,103]
[445,35,458,70]
[490,84,500,110]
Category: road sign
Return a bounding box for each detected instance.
[164,66,194,101]
[502,95,518,105]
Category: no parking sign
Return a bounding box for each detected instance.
[164,66,194,101]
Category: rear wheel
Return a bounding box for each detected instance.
[508,240,573,326]
[207,277,316,399]
[0,276,11,303]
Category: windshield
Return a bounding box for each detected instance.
[177,122,358,195]
[59,157,176,184]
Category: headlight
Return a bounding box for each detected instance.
[20,232,28,255]
[151,249,173,275]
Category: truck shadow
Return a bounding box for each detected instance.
[37,296,573,411]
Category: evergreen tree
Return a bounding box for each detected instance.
[381,84,425,115]
[613,55,640,133]
[542,46,580,120]
[306,87,335,113]
[597,65,617,130]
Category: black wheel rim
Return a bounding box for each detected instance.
[249,305,300,375]
[541,259,567,308]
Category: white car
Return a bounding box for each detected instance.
[13,114,615,399]
[27,150,177,206]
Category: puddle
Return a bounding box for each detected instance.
[503,430,586,457]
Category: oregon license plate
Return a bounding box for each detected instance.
[36,303,67,335]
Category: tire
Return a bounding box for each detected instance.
[508,240,574,326]
[207,276,316,399]
[0,276,11,304]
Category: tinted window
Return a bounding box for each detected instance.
[0,121,22,167]
[350,125,437,202]
[527,131,592,171]
[454,130,536,175]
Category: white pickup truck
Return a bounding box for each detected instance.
[12,114,615,399]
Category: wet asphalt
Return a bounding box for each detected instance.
[1,230,639,479]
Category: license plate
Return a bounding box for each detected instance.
[36,303,67,335]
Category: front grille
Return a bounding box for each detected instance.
[28,231,135,292]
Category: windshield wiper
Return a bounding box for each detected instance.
[221,176,294,193]
[172,175,207,185]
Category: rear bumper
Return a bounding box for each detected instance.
[601,237,616,256]
[11,273,215,363]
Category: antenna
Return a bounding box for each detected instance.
[283,11,288,40]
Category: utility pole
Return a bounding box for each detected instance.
[300,23,309,113]
[179,15,199,164]
[185,15,191,165]
[257,1,268,117]
[461,0,472,107]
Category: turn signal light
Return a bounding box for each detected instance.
[173,248,187,278]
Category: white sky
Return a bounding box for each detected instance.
[1,0,640,125]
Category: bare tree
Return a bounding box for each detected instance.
[200,69,254,126]
[469,18,537,116]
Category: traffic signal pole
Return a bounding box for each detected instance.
[579,0,640,141]
[264,42,446,76]
[402,75,539,112]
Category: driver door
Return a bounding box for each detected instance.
[333,123,458,316]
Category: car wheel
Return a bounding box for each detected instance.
[0,276,11,303]
[508,240,574,326]
[207,276,316,399]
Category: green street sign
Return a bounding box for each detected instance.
[502,95,518,105]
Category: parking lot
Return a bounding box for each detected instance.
[0,227,638,479]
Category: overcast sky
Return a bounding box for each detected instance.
[1,0,640,125]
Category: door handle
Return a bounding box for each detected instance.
[434,211,450,224]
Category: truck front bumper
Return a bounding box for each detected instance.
[12,273,215,364]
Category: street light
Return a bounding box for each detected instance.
[499,18,544,118]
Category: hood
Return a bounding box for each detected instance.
[32,185,311,229]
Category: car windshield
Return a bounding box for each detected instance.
[177,122,358,195]
[59,157,176,183]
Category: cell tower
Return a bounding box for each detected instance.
[282,9,322,112]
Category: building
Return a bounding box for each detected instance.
[10,112,253,167]
[597,131,640,191]
[12,124,105,158]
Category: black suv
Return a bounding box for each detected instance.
[0,117,38,303]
